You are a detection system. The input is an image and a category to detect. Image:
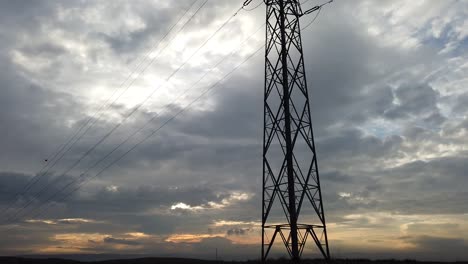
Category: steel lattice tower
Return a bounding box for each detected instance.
[262,0,330,262]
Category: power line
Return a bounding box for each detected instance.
[302,0,333,30]
[2,0,334,229]
[302,5,323,30]
[2,0,210,224]
[27,43,265,226]
[243,0,263,11]
[0,0,200,219]
[5,0,250,225]
[22,22,266,223]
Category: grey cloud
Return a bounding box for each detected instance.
[96,0,243,58]
[226,228,249,236]
[0,172,32,203]
[0,1,55,32]
[103,237,140,246]
[362,155,468,215]
[401,235,468,261]
[19,42,67,57]
[319,128,404,160]
[384,83,440,120]
[173,75,263,140]
[0,170,238,237]
[302,15,399,129]
[97,3,179,55]
[452,92,468,114]
[0,171,86,214]
[0,53,84,173]
[422,111,447,127]
[406,223,460,234]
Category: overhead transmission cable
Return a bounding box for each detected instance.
[242,0,263,11]
[302,7,322,30]
[0,0,199,219]
[5,0,251,224]
[301,0,333,30]
[2,0,210,223]
[24,22,266,222]
[26,42,266,226]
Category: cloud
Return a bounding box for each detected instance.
[401,235,468,261]
[0,0,467,260]
[103,237,140,246]
[24,218,97,225]
[384,83,440,120]
[226,228,249,236]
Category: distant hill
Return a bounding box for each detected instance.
[18,254,148,262]
[0,257,221,264]
[0,257,467,264]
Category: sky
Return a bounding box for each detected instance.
[0,0,468,261]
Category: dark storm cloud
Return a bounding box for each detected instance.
[0,170,231,220]
[75,184,229,215]
[318,128,404,161]
[0,55,82,172]
[375,155,468,214]
[301,15,395,129]
[300,3,453,132]
[0,171,102,231]
[0,172,32,202]
[173,75,263,140]
[320,152,468,217]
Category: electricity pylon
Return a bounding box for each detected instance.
[262,0,330,262]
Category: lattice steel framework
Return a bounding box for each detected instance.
[262,0,330,262]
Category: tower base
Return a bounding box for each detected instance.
[263,224,329,261]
